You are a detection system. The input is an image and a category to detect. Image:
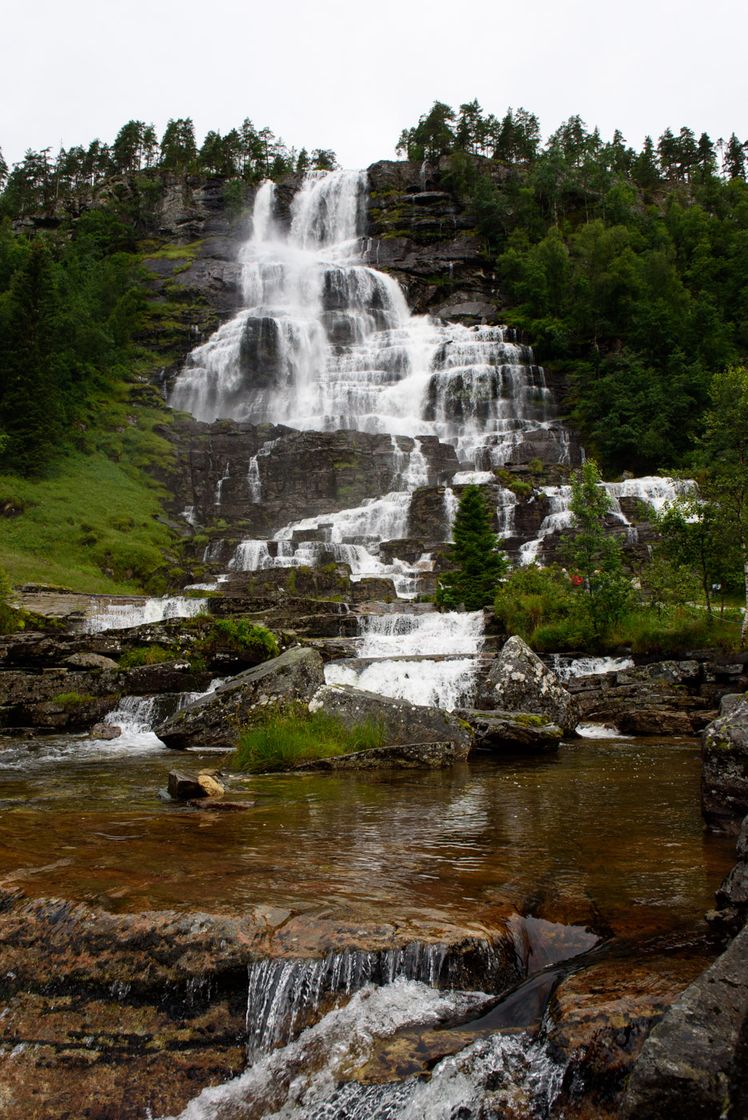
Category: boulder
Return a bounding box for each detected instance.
[309,683,471,754]
[90,722,121,740]
[168,771,207,800]
[621,924,748,1120]
[168,770,225,799]
[155,647,325,750]
[483,636,580,735]
[702,698,748,831]
[457,708,563,753]
[64,652,120,671]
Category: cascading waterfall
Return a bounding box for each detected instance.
[245,942,469,1058]
[170,170,566,466]
[518,476,693,565]
[324,610,485,710]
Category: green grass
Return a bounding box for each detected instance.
[140,239,205,262]
[233,707,388,772]
[529,606,741,655]
[51,691,95,707]
[118,644,175,668]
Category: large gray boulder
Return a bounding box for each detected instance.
[621,924,748,1120]
[309,684,471,756]
[483,636,580,735]
[155,647,324,750]
[702,697,748,830]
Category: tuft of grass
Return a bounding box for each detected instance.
[233,707,387,772]
[208,619,279,660]
[51,691,95,707]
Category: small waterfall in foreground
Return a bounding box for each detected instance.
[163,979,563,1120]
[245,940,507,1059]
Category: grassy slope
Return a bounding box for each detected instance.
[0,238,209,595]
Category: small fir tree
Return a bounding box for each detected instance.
[437,485,507,610]
[564,460,633,636]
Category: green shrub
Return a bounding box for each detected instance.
[233,706,387,772]
[119,644,174,668]
[209,619,279,660]
[52,691,95,707]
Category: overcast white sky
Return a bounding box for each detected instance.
[2,0,746,169]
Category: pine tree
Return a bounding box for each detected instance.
[0,239,64,474]
[436,485,507,610]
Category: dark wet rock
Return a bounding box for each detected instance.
[167,770,222,800]
[568,659,709,736]
[457,708,563,752]
[295,740,466,770]
[620,925,748,1120]
[702,698,748,831]
[167,417,457,541]
[309,683,472,754]
[156,647,325,750]
[618,708,696,736]
[90,722,121,740]
[547,954,709,1120]
[483,636,580,735]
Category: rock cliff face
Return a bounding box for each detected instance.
[364,160,500,321]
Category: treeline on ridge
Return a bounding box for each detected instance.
[398,101,748,474]
[0,116,337,220]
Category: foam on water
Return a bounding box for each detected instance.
[160,979,563,1120]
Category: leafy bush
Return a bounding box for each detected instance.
[209,619,279,660]
[52,691,95,707]
[233,706,387,772]
[118,643,174,668]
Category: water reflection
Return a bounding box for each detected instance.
[0,738,734,941]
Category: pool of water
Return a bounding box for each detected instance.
[0,735,734,940]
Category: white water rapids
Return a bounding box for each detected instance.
[161,979,563,1120]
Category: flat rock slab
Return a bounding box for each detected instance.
[294,741,465,770]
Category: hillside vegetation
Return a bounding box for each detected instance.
[399,100,748,474]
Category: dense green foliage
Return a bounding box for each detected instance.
[201,618,280,661]
[436,484,508,610]
[399,102,748,473]
[234,706,387,772]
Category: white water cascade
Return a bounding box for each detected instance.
[170,170,565,470]
[85,595,209,633]
[324,610,485,710]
